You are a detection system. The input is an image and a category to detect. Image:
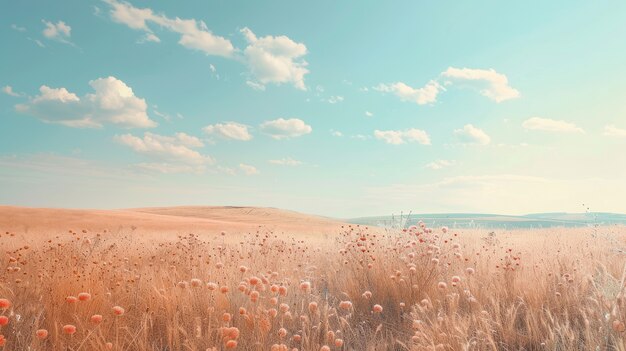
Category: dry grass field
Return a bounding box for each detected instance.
[0,206,625,350]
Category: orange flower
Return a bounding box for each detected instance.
[0,316,8,326]
[0,300,10,309]
[63,324,77,335]
[78,292,91,301]
[66,296,78,304]
[36,329,49,340]
[112,306,125,316]
[91,314,103,324]
[225,340,238,349]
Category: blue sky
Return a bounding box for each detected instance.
[2,1,626,218]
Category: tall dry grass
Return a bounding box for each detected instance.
[0,223,625,350]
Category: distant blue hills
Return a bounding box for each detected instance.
[347,212,626,229]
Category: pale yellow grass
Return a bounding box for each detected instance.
[0,207,625,350]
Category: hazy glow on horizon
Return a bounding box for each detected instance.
[2,1,626,217]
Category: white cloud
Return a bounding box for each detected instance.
[330,130,343,137]
[138,33,160,43]
[269,158,303,166]
[11,24,26,32]
[522,117,584,133]
[28,37,46,47]
[15,76,157,128]
[365,111,373,117]
[42,20,73,45]
[241,27,309,90]
[104,2,309,91]
[441,67,520,102]
[376,67,519,104]
[260,118,312,139]
[327,96,344,104]
[374,128,431,145]
[203,122,252,141]
[604,125,626,138]
[374,80,442,105]
[425,160,455,170]
[454,124,491,145]
[115,132,212,172]
[239,163,259,175]
[246,80,266,91]
[2,85,21,97]
[104,0,234,57]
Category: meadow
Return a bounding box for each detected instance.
[1,219,625,350]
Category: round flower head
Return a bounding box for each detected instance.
[225,340,238,348]
[339,301,353,310]
[0,299,10,309]
[36,329,49,339]
[63,324,77,335]
[112,306,125,316]
[91,314,103,324]
[66,296,78,304]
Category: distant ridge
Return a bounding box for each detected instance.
[348,212,626,229]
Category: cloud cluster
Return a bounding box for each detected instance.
[260,118,312,139]
[241,27,309,90]
[42,20,72,44]
[115,132,212,173]
[103,1,309,90]
[203,122,252,141]
[104,0,233,57]
[374,128,431,145]
[374,81,442,105]
[454,124,491,145]
[441,67,520,102]
[15,76,157,128]
[376,67,519,105]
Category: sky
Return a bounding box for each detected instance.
[2,1,626,218]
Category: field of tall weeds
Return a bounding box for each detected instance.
[0,223,625,350]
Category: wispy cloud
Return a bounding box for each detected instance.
[2,85,22,97]
[269,158,303,166]
[522,117,584,133]
[374,128,431,145]
[453,124,491,145]
[115,132,212,173]
[239,163,259,175]
[42,20,75,46]
[103,0,309,90]
[425,160,455,170]
[204,122,253,141]
[604,125,626,138]
[441,67,520,102]
[260,118,312,139]
[376,67,519,105]
[374,80,442,105]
